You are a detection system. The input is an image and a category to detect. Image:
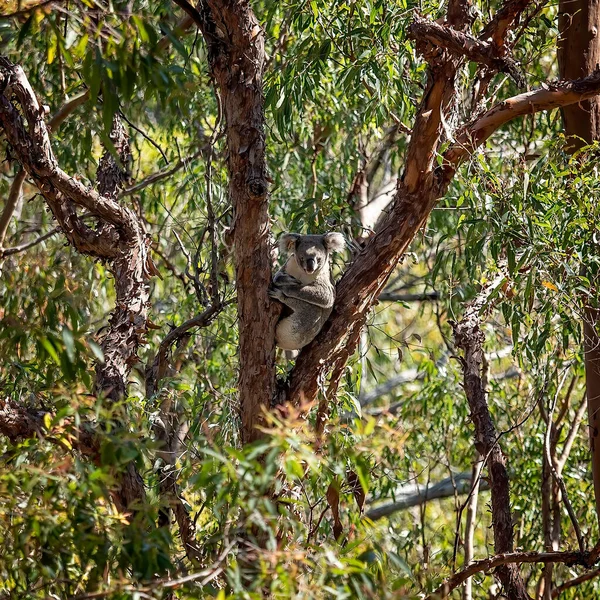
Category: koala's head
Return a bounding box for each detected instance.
[279,232,345,276]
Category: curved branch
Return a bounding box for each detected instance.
[0,89,89,251]
[0,60,136,238]
[443,70,600,176]
[429,550,600,600]
[410,16,523,85]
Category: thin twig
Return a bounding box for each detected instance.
[552,567,600,597]
[119,148,206,197]
[0,226,61,257]
[119,110,169,164]
[544,370,586,553]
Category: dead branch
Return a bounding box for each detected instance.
[365,472,489,520]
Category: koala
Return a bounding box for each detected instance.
[269,232,345,356]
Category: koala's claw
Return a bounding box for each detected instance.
[273,272,300,286]
[268,287,284,301]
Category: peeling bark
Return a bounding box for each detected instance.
[183,0,279,443]
[286,59,600,419]
[0,58,152,514]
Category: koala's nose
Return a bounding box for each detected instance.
[305,258,317,273]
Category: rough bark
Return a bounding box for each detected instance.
[0,399,98,457]
[287,37,461,415]
[176,0,278,443]
[452,287,531,600]
[429,549,600,600]
[93,115,149,512]
[0,58,151,514]
[0,90,88,250]
[280,0,600,420]
[557,0,600,530]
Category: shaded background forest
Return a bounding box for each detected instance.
[1,0,600,598]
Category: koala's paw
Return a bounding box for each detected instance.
[273,272,300,286]
[268,287,285,301]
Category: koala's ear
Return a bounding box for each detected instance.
[279,233,300,254]
[323,232,345,253]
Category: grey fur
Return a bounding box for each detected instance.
[270,232,345,354]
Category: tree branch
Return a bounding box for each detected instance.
[429,549,600,600]
[183,0,279,443]
[365,472,489,520]
[119,147,206,197]
[0,89,89,251]
[442,70,600,177]
[410,16,523,86]
[452,277,530,599]
[0,225,61,257]
[552,567,600,597]
[0,168,26,248]
[479,0,534,47]
[0,59,154,515]
[0,59,137,252]
[47,89,90,131]
[0,399,98,457]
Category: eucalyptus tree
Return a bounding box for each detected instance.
[1,0,600,598]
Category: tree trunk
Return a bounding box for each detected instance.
[186,0,279,443]
[558,0,600,527]
[453,290,531,600]
[0,60,150,514]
